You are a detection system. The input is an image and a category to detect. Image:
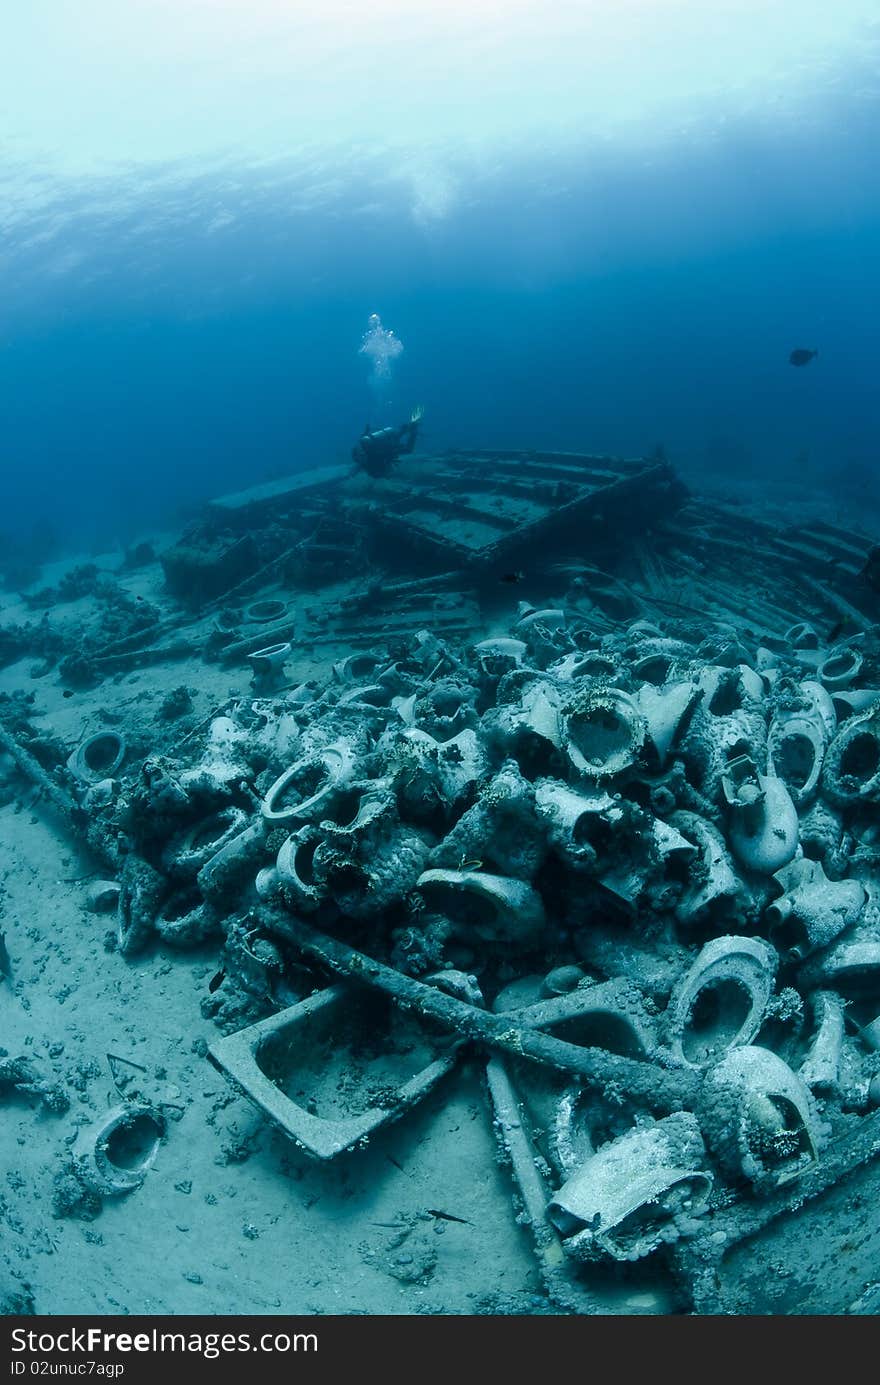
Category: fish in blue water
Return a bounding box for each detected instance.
[789,348,818,366]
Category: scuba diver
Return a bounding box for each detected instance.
[352,406,424,478]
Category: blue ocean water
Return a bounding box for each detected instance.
[1,2,878,558]
[4,7,880,1324]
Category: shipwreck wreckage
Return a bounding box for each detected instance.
[5,446,880,1315]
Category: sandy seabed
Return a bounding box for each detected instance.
[4,467,880,1319]
[0,551,542,1318]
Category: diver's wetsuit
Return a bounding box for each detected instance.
[352,418,420,478]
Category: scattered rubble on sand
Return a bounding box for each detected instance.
[4,448,880,1314]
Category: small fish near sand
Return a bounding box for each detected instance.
[425,1208,472,1226]
[789,348,818,367]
